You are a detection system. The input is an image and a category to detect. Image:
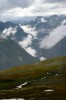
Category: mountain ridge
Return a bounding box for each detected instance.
[0,39,38,70]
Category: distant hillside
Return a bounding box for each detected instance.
[0,39,38,70]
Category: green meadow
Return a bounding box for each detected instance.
[0,56,66,99]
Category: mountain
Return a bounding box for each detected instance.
[0,15,66,63]
[0,15,66,99]
[0,21,39,70]
[21,15,66,59]
[11,16,36,24]
[0,21,27,40]
[0,39,38,70]
[0,56,66,99]
[41,37,66,58]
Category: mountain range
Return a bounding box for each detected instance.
[0,15,66,69]
[0,22,38,69]
[19,15,66,59]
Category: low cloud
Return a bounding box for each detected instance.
[26,47,37,57]
[40,57,46,61]
[18,34,37,57]
[19,35,32,48]
[21,25,37,37]
[39,24,66,49]
[1,27,17,39]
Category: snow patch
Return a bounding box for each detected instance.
[44,89,54,92]
[16,82,27,89]
[41,77,47,80]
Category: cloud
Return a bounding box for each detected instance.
[1,6,35,20]
[9,0,34,8]
[1,27,17,39]
[26,47,37,57]
[20,25,37,37]
[0,0,34,12]
[39,24,66,49]
[40,57,46,61]
[0,0,34,20]
[18,34,37,57]
[19,35,32,48]
[0,0,66,21]
[44,0,66,3]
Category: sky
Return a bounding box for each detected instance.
[0,0,66,21]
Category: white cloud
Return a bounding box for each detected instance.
[40,57,46,61]
[40,17,47,23]
[39,24,66,49]
[20,25,37,38]
[0,0,34,12]
[19,35,32,48]
[26,47,37,57]
[2,7,31,18]
[1,27,17,39]
[1,0,66,21]
[18,34,37,57]
[44,0,65,3]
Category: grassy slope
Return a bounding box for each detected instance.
[0,56,66,99]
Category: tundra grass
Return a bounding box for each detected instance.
[0,56,66,99]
